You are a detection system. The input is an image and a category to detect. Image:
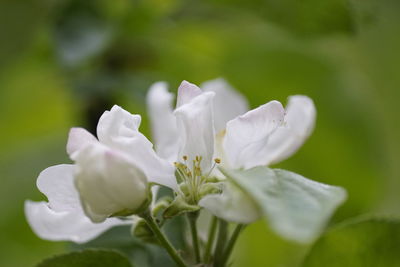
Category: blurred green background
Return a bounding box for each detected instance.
[1,0,399,266]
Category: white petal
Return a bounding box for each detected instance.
[199,182,261,224]
[36,164,81,212]
[25,200,128,244]
[146,82,179,161]
[66,128,97,158]
[176,80,202,108]
[74,143,148,223]
[223,101,285,169]
[174,91,215,171]
[264,95,316,165]
[97,105,142,143]
[150,185,160,209]
[201,78,249,133]
[97,105,177,190]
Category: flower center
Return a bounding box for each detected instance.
[174,156,220,204]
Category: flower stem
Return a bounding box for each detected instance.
[142,211,187,267]
[213,219,228,267]
[220,224,244,266]
[203,216,218,263]
[187,212,201,263]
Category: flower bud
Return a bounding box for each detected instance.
[74,142,150,223]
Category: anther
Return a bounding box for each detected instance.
[214,158,221,164]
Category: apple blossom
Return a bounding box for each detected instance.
[25,77,346,266]
[146,79,345,244]
[146,79,315,205]
[24,164,129,243]
[25,105,176,242]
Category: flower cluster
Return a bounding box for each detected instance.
[25,78,345,266]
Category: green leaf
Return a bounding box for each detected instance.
[220,167,347,243]
[37,249,132,267]
[71,224,178,267]
[302,217,400,266]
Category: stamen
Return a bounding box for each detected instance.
[174,155,214,204]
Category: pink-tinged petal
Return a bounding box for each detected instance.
[96,105,177,190]
[25,200,129,244]
[174,91,216,172]
[223,101,285,169]
[201,78,249,133]
[176,80,202,108]
[146,82,179,161]
[66,128,97,158]
[263,95,316,165]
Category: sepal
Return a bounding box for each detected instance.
[199,182,223,198]
[163,195,200,219]
[130,217,158,244]
[152,196,173,217]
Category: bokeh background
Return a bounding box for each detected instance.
[1,0,399,266]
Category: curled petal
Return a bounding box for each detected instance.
[176,80,202,108]
[174,91,216,172]
[66,128,97,159]
[223,101,285,169]
[199,182,261,224]
[36,164,81,212]
[26,164,128,243]
[97,105,177,190]
[146,82,179,161]
[264,95,316,165]
[25,201,128,243]
[201,78,249,133]
[97,105,141,143]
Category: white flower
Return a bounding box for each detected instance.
[24,164,129,244]
[25,105,176,243]
[146,78,316,223]
[147,78,249,163]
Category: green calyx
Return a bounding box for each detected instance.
[163,195,200,219]
[130,217,158,244]
[163,182,222,219]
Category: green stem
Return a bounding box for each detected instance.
[203,216,218,263]
[142,211,187,267]
[220,224,244,266]
[213,219,228,267]
[187,212,201,263]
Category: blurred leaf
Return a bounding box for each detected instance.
[205,0,354,36]
[302,217,400,266]
[221,167,347,243]
[72,221,184,267]
[0,0,53,69]
[70,226,148,264]
[37,249,132,267]
[54,1,112,67]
